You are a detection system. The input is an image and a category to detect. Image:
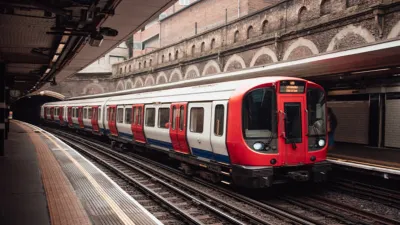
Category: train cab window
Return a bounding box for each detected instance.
[179,106,184,131]
[145,108,155,127]
[242,88,276,138]
[307,88,327,150]
[125,108,132,124]
[158,108,170,129]
[190,107,204,133]
[88,108,93,119]
[117,108,124,123]
[214,105,225,136]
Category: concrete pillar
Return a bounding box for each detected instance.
[0,62,5,156]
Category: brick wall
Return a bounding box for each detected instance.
[160,0,253,47]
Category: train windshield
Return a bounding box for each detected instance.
[242,88,277,139]
[307,88,326,136]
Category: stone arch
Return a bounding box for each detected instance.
[298,6,308,23]
[388,20,400,39]
[83,83,104,95]
[169,68,183,82]
[234,30,239,43]
[223,54,246,72]
[191,45,196,55]
[125,79,134,89]
[250,47,278,67]
[320,0,331,16]
[201,42,205,52]
[262,20,268,34]
[283,37,319,60]
[202,60,221,76]
[247,26,255,39]
[144,75,155,87]
[210,38,216,49]
[156,72,168,85]
[133,77,144,88]
[184,65,201,80]
[116,80,125,91]
[161,55,165,63]
[327,24,375,51]
[168,53,172,61]
[175,50,179,60]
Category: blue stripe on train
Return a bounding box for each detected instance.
[147,138,173,149]
[119,132,133,140]
[192,147,230,164]
[103,131,230,164]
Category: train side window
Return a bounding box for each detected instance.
[179,106,184,131]
[98,108,101,120]
[214,105,224,136]
[88,108,92,119]
[172,106,177,129]
[145,108,155,127]
[84,108,87,119]
[158,108,170,129]
[125,108,132,124]
[190,107,204,133]
[117,108,124,123]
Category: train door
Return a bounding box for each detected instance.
[92,106,99,132]
[131,104,146,143]
[210,101,230,164]
[50,107,54,120]
[44,107,48,120]
[169,103,190,154]
[78,106,84,128]
[278,95,307,165]
[187,102,213,159]
[67,107,73,127]
[108,105,118,136]
[59,107,64,124]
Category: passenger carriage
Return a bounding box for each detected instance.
[41,76,331,188]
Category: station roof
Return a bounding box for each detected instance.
[1,0,176,99]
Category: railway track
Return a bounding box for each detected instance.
[272,195,400,225]
[48,128,315,225]
[44,127,400,225]
[330,178,400,210]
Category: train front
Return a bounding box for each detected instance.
[227,78,331,188]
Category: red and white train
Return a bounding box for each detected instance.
[41,76,330,188]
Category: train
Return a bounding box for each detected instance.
[41,76,331,188]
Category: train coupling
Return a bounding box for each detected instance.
[287,171,309,181]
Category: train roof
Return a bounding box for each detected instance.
[43,76,311,107]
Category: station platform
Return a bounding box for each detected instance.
[1,120,162,225]
[327,143,400,179]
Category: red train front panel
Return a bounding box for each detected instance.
[226,80,327,167]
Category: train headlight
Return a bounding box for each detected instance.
[253,142,265,151]
[318,139,325,147]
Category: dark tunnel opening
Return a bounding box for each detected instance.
[11,95,60,125]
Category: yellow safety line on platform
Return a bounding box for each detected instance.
[328,157,400,171]
[41,131,136,225]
